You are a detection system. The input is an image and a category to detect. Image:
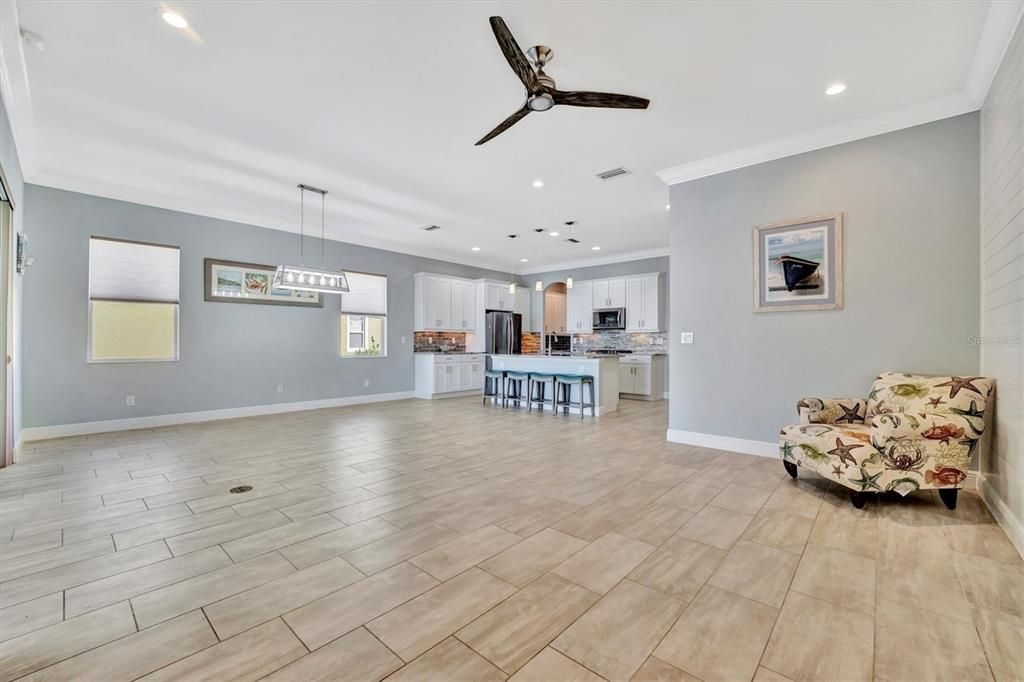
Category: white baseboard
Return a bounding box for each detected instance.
[666,428,777,458]
[977,473,1024,560]
[20,391,417,442]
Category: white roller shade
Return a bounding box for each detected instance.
[340,272,387,316]
[89,237,180,303]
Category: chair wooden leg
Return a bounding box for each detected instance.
[938,488,958,510]
[590,382,596,418]
[783,461,798,479]
[850,491,868,509]
[527,377,533,412]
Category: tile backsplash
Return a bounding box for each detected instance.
[413,332,466,353]
[569,331,668,353]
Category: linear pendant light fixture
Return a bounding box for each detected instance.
[274,184,350,295]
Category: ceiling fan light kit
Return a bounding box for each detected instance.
[274,184,350,295]
[475,17,650,145]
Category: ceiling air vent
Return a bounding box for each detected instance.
[507,234,518,239]
[595,167,631,181]
[564,237,580,244]
[421,224,442,232]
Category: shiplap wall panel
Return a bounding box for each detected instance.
[981,14,1024,541]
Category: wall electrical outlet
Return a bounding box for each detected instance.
[680,332,694,344]
[401,336,407,344]
[276,385,284,394]
[363,379,370,387]
[125,395,136,406]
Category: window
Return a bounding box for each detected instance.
[88,237,180,362]
[340,272,386,357]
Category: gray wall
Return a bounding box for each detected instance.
[22,185,512,428]
[669,113,981,442]
[980,20,1023,540]
[0,93,24,444]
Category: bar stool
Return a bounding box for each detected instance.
[554,374,596,419]
[482,369,505,406]
[527,372,556,413]
[504,371,530,408]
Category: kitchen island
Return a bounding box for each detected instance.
[489,355,619,415]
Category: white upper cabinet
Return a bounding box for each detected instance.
[414,273,476,331]
[591,278,626,309]
[625,274,662,331]
[451,279,476,331]
[484,282,512,311]
[567,281,593,332]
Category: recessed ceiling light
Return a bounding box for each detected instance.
[471,246,480,251]
[549,231,559,237]
[161,10,189,29]
[520,258,529,262]
[532,179,544,188]
[592,246,601,251]
[825,82,847,96]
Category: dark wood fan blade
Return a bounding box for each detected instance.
[475,106,530,146]
[551,90,650,109]
[490,17,539,93]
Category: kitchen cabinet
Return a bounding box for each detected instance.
[514,287,531,331]
[415,353,485,398]
[625,274,662,331]
[414,273,476,331]
[566,281,593,332]
[592,278,626,309]
[619,355,665,400]
[451,279,476,331]
[484,282,513,311]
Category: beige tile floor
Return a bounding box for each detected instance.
[1,397,1022,681]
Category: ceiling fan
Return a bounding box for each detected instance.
[476,16,650,146]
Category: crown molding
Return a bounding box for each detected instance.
[657,1,1023,187]
[0,0,37,178]
[965,0,1024,104]
[656,91,978,186]
[518,247,670,275]
[28,177,521,275]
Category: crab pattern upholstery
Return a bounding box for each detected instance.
[780,372,993,496]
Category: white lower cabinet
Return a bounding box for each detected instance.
[618,355,665,401]
[415,354,485,398]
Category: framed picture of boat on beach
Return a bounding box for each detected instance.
[753,213,843,312]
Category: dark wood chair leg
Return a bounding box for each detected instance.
[938,488,958,510]
[850,491,868,509]
[783,461,798,479]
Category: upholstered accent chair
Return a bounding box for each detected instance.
[779,372,993,509]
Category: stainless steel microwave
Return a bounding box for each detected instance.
[592,308,625,330]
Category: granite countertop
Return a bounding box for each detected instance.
[414,351,485,355]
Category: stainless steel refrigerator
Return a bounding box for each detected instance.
[486,311,522,355]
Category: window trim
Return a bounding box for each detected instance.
[87,236,181,364]
[87,300,181,364]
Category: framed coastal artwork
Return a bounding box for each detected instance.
[753,213,843,312]
[204,258,323,307]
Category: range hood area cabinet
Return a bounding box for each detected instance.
[564,273,664,333]
[414,273,477,332]
[592,278,626,309]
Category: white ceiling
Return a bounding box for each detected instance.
[1,1,1015,272]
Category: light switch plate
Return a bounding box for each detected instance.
[681,332,694,344]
